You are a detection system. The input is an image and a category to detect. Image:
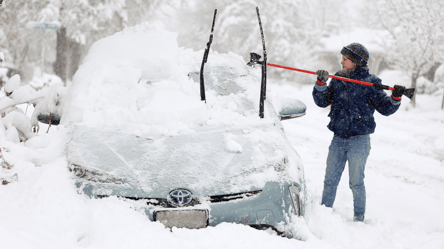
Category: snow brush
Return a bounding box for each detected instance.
[247,53,416,100]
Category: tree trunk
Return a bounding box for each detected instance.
[441,89,444,110]
[411,74,418,108]
[54,27,82,85]
[67,39,81,82]
[54,27,68,84]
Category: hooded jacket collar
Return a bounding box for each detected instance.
[337,66,369,80]
[352,66,370,78]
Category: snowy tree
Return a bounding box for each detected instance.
[368,0,444,107]
[0,0,165,83]
[38,0,165,83]
[172,0,352,81]
[300,0,351,33]
[0,1,44,82]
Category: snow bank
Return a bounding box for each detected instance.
[2,82,443,248]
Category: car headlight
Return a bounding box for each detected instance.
[289,185,301,216]
[69,164,125,184]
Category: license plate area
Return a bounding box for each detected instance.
[153,209,209,229]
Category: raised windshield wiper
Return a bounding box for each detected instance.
[247,7,267,118]
[199,9,217,103]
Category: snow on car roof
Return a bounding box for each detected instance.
[62,21,270,136]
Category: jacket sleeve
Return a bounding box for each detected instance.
[369,78,401,116]
[312,79,334,108]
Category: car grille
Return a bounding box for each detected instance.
[208,190,262,203]
[97,190,262,207]
[97,195,199,208]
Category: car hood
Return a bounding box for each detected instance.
[65,123,303,197]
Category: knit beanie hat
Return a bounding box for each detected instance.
[340,43,369,67]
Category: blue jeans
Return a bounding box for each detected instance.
[321,134,371,220]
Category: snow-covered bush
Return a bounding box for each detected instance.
[0,73,45,142]
[379,70,441,95]
[4,74,20,96]
[378,70,410,88]
[28,68,63,91]
[416,76,438,95]
[0,96,23,118]
[2,111,36,142]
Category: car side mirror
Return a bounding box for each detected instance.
[37,113,61,125]
[278,99,306,121]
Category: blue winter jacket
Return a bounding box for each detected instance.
[312,67,400,138]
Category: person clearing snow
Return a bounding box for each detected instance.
[312,43,406,222]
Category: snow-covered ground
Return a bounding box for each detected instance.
[1,83,443,249]
[1,22,444,248]
[269,82,444,249]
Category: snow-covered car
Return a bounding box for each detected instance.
[62,22,307,238]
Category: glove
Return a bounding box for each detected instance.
[392,85,406,100]
[316,70,329,86]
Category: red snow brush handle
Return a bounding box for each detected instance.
[247,52,415,99]
[267,63,395,90]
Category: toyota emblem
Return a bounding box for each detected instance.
[167,189,193,207]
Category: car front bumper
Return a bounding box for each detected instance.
[79,181,304,238]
